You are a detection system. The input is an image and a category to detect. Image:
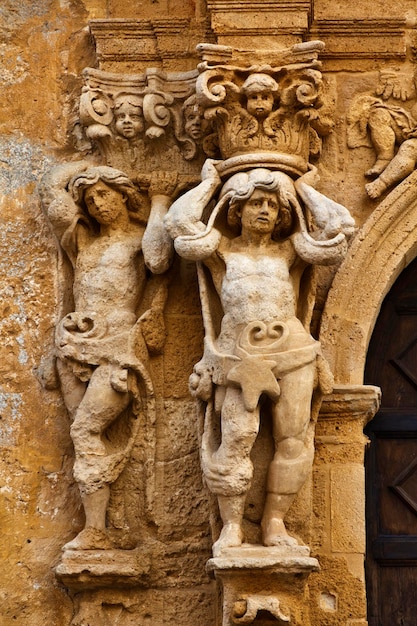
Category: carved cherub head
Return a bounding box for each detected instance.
[113,93,144,139]
[223,168,295,239]
[182,94,205,140]
[69,166,145,224]
[241,74,279,120]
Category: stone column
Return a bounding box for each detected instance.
[309,384,381,626]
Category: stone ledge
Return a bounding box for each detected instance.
[207,544,319,577]
[55,548,151,590]
[319,384,381,422]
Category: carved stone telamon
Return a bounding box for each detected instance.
[164,43,354,564]
[39,162,171,552]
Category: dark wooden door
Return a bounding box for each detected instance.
[365,256,417,625]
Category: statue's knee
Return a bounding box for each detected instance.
[275,437,304,460]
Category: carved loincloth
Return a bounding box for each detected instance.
[55,311,154,494]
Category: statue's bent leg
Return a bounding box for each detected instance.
[210,386,260,556]
[366,138,417,198]
[56,357,87,420]
[70,364,131,458]
[64,364,132,550]
[262,362,315,547]
[366,108,397,176]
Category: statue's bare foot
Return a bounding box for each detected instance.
[212,523,243,557]
[365,178,388,199]
[63,527,113,551]
[365,159,390,178]
[262,517,298,548]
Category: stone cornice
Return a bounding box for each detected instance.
[207,0,312,11]
[309,18,406,59]
[319,385,381,423]
[89,18,211,68]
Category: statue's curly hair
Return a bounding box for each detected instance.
[222,168,296,239]
[69,166,145,223]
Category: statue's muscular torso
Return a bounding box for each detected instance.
[209,236,298,351]
[73,225,145,331]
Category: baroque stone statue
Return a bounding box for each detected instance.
[347,68,417,198]
[165,159,354,556]
[40,162,168,550]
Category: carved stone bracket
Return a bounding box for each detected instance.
[207,546,319,625]
[89,19,210,72]
[55,548,152,591]
[77,66,206,181]
[194,41,333,174]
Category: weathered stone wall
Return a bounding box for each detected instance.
[1,1,417,624]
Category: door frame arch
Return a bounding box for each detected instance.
[320,170,417,385]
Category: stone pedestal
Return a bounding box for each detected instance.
[207,545,319,625]
[55,548,152,590]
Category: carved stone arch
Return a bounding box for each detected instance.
[320,170,417,385]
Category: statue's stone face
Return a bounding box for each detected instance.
[184,107,203,139]
[246,91,274,119]
[84,180,127,225]
[238,189,280,235]
[114,101,144,138]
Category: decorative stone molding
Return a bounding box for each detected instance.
[55,548,152,591]
[320,169,417,384]
[206,0,313,46]
[309,19,407,61]
[89,19,210,72]
[319,385,381,425]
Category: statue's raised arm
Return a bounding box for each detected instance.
[164,159,352,557]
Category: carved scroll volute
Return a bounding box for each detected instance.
[143,91,174,139]
[79,88,114,140]
[275,68,328,160]
[196,67,240,108]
